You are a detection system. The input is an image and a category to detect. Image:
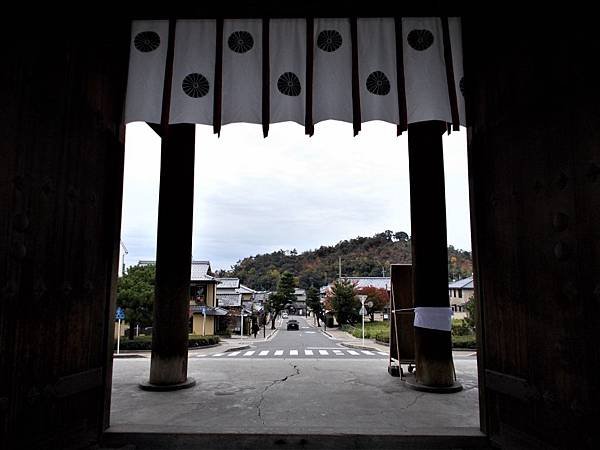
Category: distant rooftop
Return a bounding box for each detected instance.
[216,278,240,289]
[137,260,215,282]
[448,276,474,289]
[341,277,391,290]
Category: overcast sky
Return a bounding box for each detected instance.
[120,120,471,274]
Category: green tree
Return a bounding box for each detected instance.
[305,286,323,327]
[464,296,477,332]
[116,264,155,339]
[330,279,360,325]
[266,271,296,329]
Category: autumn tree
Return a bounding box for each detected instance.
[116,264,155,339]
[329,279,360,325]
[356,286,389,322]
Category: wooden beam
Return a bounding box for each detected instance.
[407,121,456,387]
[147,123,196,387]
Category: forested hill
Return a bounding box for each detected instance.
[214,231,473,291]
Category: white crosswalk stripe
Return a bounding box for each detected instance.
[208,348,389,358]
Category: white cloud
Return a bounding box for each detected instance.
[120,121,470,274]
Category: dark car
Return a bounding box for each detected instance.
[286,319,299,331]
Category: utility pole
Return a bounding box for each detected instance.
[120,240,128,276]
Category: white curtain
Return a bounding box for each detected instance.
[124,20,169,124]
[357,18,399,125]
[402,17,452,125]
[449,17,466,126]
[169,20,216,125]
[124,18,465,131]
[270,19,306,125]
[313,18,353,124]
[221,19,263,125]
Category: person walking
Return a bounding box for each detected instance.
[252,322,260,338]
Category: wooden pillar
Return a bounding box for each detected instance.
[142,123,196,390]
[407,121,460,390]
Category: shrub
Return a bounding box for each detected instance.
[452,320,472,336]
[452,334,477,349]
[114,335,219,350]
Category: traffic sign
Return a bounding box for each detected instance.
[115,307,125,321]
[359,307,367,315]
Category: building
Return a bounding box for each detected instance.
[215,278,259,334]
[448,276,475,320]
[137,260,226,335]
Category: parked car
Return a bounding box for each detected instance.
[286,319,299,331]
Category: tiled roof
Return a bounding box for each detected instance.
[342,277,391,290]
[136,259,215,281]
[237,284,256,294]
[448,276,474,289]
[191,261,214,281]
[216,278,240,289]
[216,293,242,307]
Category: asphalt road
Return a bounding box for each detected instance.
[194,315,389,360]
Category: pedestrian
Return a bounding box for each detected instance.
[252,322,260,338]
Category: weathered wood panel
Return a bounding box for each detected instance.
[464,17,600,448]
[0,21,129,449]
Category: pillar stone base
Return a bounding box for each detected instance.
[403,373,463,393]
[139,377,196,392]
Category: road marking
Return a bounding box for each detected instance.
[259,350,269,356]
[347,350,359,355]
[213,353,225,357]
[243,351,255,356]
[304,331,316,334]
[290,350,298,356]
[377,352,388,356]
[304,350,314,355]
[361,350,374,355]
[195,354,207,357]
[274,350,283,356]
[333,350,344,355]
[301,327,310,329]
[227,351,241,357]
[319,350,329,355]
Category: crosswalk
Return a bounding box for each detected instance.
[194,349,388,359]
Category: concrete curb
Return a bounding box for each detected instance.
[224,345,251,352]
[113,354,146,358]
[339,342,380,352]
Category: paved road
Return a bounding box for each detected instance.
[195,315,389,360]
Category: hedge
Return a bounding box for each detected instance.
[114,335,219,351]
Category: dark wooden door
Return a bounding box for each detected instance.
[464,18,600,449]
[0,21,129,449]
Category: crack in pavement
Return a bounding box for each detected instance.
[399,392,426,411]
[256,362,301,425]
